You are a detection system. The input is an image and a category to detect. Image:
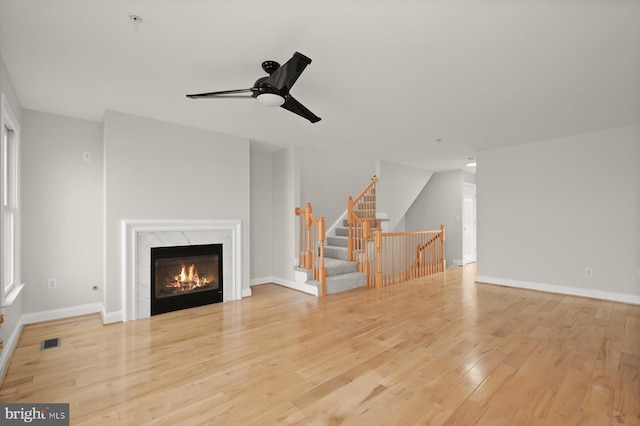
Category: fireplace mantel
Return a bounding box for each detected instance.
[121,219,242,321]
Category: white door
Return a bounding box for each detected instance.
[463,183,477,264]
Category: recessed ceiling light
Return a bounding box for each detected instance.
[466,162,477,167]
[129,14,143,23]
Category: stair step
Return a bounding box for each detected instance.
[308,272,367,295]
[327,236,348,247]
[324,258,357,276]
[342,219,383,228]
[324,245,349,261]
[335,227,349,237]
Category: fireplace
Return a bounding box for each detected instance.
[150,243,223,316]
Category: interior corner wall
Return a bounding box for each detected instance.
[21,110,104,313]
[376,160,434,232]
[250,149,273,281]
[477,125,640,303]
[463,171,476,184]
[103,111,250,317]
[271,148,298,283]
[0,55,21,124]
[0,53,24,365]
[404,170,463,268]
[298,146,376,225]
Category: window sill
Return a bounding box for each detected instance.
[2,283,24,308]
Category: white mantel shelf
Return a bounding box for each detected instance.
[121,219,242,322]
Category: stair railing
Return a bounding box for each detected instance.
[295,203,327,296]
[347,175,377,263]
[373,225,445,287]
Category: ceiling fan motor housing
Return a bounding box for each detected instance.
[261,60,280,74]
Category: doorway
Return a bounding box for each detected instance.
[463,183,477,264]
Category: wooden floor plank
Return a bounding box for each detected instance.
[1,264,638,425]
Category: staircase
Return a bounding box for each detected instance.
[304,219,366,295]
[295,175,444,297]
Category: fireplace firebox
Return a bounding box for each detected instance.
[150,243,223,316]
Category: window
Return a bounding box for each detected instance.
[1,94,20,303]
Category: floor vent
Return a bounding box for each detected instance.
[40,337,61,350]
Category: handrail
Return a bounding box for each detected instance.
[374,226,445,287]
[354,175,377,208]
[347,176,377,262]
[345,175,445,287]
[410,224,445,270]
[295,203,327,296]
[349,175,377,225]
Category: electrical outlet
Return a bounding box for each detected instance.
[584,268,592,278]
[82,152,91,162]
[47,278,57,289]
[258,256,265,265]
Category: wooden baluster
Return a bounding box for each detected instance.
[371,179,376,223]
[295,207,303,267]
[440,225,445,272]
[347,196,354,262]
[312,225,318,280]
[318,217,327,297]
[375,227,382,288]
[362,220,370,286]
[303,203,313,269]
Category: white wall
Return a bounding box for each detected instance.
[250,149,273,282]
[0,56,21,124]
[271,148,298,283]
[0,53,24,375]
[404,170,463,268]
[299,145,375,225]
[103,111,250,317]
[21,110,103,313]
[376,160,433,231]
[477,125,640,303]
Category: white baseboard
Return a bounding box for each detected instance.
[250,277,274,286]
[475,275,640,305]
[22,302,104,325]
[272,277,317,296]
[241,288,252,298]
[250,276,317,296]
[450,259,464,267]
[0,315,25,382]
[101,309,123,324]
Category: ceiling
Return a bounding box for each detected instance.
[1,0,639,171]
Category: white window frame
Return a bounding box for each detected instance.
[1,93,20,306]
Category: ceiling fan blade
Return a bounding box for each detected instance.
[281,95,321,123]
[264,52,312,93]
[186,88,254,99]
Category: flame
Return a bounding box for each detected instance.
[169,263,209,291]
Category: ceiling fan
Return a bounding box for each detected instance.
[186,52,321,123]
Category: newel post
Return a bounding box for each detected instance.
[347,196,354,262]
[375,227,383,288]
[295,207,303,267]
[362,220,370,285]
[303,203,313,269]
[318,217,327,297]
[440,224,446,272]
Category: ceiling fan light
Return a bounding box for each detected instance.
[257,93,285,107]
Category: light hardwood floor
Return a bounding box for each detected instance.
[1,265,639,425]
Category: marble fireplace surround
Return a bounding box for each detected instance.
[121,219,242,321]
